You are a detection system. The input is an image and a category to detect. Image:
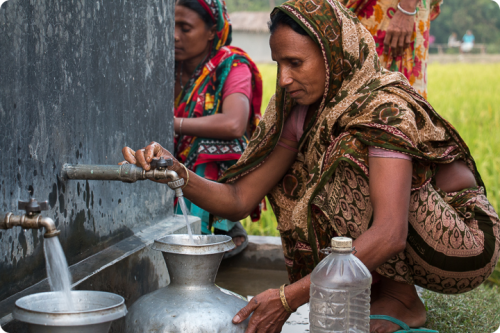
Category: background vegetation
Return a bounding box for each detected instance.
[224,0,500,47]
[430,0,500,45]
[422,284,500,332]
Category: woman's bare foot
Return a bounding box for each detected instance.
[214,221,248,258]
[370,276,427,333]
[226,236,244,253]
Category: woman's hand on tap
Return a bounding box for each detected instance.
[120,142,188,182]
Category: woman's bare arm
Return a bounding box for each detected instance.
[122,138,298,221]
[174,93,250,140]
[352,156,412,270]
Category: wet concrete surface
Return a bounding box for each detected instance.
[0,0,175,302]
[216,265,310,333]
[216,266,289,296]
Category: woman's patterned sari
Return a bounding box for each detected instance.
[174,0,263,232]
[219,0,500,294]
[174,0,263,180]
[340,0,442,99]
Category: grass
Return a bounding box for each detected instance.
[422,284,500,332]
[242,197,279,237]
[257,64,279,115]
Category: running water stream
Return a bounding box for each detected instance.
[44,237,75,311]
[41,195,193,312]
[177,196,195,244]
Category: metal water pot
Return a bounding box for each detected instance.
[125,234,249,332]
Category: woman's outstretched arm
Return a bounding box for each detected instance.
[121,139,298,221]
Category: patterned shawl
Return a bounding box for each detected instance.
[219,0,483,268]
[174,0,263,180]
[341,0,443,21]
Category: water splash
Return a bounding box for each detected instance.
[44,237,75,311]
[177,196,195,244]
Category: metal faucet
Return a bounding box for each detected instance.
[1,198,60,238]
[61,157,185,197]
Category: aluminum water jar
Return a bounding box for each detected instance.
[125,234,249,332]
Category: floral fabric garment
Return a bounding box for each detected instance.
[340,0,443,99]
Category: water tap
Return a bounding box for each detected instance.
[0,198,60,238]
[61,157,185,197]
[151,157,185,198]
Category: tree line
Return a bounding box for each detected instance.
[224,0,500,45]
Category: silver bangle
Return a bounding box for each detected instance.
[397,3,417,15]
[179,118,184,137]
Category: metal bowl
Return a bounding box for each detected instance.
[152,234,235,255]
[13,290,127,333]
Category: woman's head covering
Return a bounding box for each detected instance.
[175,0,263,181]
[221,0,412,180]
[180,0,233,92]
[219,0,481,277]
[196,0,232,50]
[270,0,385,133]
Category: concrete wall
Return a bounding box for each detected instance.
[0,0,174,301]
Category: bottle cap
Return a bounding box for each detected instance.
[331,237,352,250]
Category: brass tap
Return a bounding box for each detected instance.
[62,157,185,197]
[0,199,60,238]
[146,158,185,197]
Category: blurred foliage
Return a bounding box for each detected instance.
[224,0,500,46]
[430,0,500,44]
[224,0,286,12]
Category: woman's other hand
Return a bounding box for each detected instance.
[232,289,291,333]
[384,0,418,56]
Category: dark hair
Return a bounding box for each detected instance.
[268,10,309,36]
[176,0,215,29]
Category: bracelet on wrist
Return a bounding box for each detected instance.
[179,118,184,137]
[279,284,295,313]
[179,163,190,189]
[397,2,417,15]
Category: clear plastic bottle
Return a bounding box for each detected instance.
[309,237,372,333]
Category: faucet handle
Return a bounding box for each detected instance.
[150,157,173,170]
[18,198,49,215]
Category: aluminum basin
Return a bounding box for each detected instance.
[13,290,127,333]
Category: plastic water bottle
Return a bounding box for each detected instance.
[309,237,372,332]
